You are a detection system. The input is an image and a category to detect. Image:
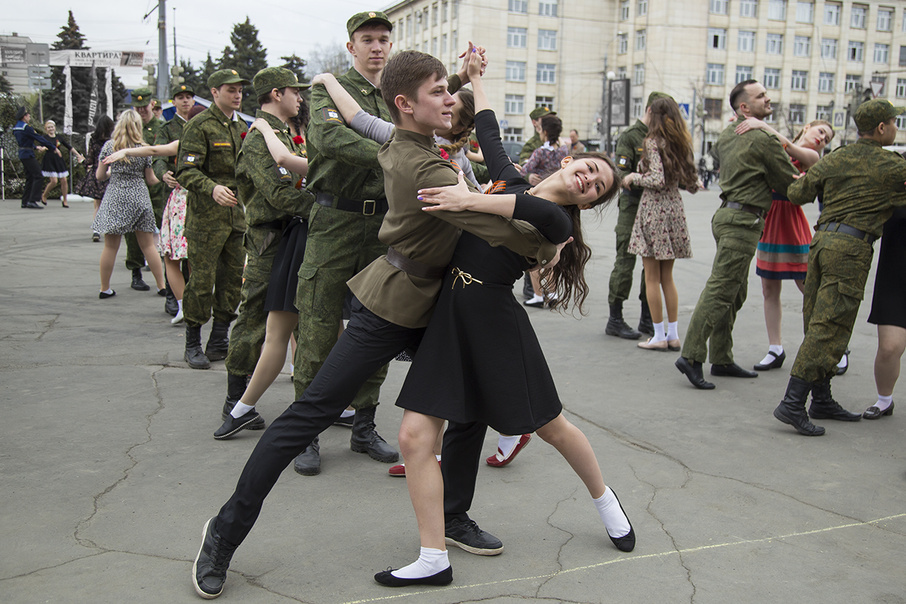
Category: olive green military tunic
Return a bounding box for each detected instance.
[609,118,648,307]
[124,116,165,272]
[787,138,906,382]
[518,132,541,163]
[682,120,798,365]
[152,113,187,202]
[225,110,313,377]
[176,103,248,328]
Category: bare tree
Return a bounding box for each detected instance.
[307,43,351,76]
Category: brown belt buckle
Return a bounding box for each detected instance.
[363,199,375,216]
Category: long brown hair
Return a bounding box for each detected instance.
[639,97,697,190]
[438,89,475,156]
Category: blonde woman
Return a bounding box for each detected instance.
[92,110,165,299]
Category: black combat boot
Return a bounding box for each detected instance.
[808,379,862,421]
[131,267,150,291]
[350,406,400,462]
[638,298,654,336]
[185,324,211,370]
[164,281,178,316]
[294,437,321,475]
[773,377,825,436]
[205,321,230,362]
[605,303,642,340]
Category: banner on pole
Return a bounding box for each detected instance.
[49,50,149,68]
[63,62,73,135]
[87,62,98,131]
[105,67,113,119]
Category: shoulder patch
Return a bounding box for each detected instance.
[321,107,344,124]
[183,154,197,165]
[616,155,630,168]
[276,165,292,181]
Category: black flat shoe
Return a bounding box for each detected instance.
[607,489,636,552]
[99,290,116,299]
[754,350,786,371]
[675,357,715,390]
[374,566,453,587]
[711,363,758,378]
[863,401,894,420]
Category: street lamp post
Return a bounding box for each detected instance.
[605,70,616,156]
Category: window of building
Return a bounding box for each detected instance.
[824,3,840,25]
[704,98,723,119]
[767,0,786,20]
[736,65,754,84]
[710,0,728,15]
[452,30,458,52]
[877,7,892,31]
[791,70,808,91]
[442,33,448,54]
[875,43,890,64]
[796,1,813,23]
[442,0,448,22]
[766,33,783,54]
[821,38,838,59]
[764,68,781,89]
[634,63,646,85]
[738,31,755,52]
[505,94,525,114]
[844,74,861,92]
[818,72,835,93]
[764,103,777,122]
[503,127,523,142]
[537,63,556,84]
[789,104,806,124]
[897,115,906,130]
[618,33,628,54]
[539,0,558,16]
[616,66,627,79]
[740,0,758,18]
[508,27,527,48]
[794,36,811,56]
[415,12,421,34]
[536,95,555,108]
[432,37,438,56]
[509,0,528,13]
[453,0,459,19]
[432,3,438,26]
[620,0,630,20]
[709,28,727,50]
[506,61,526,82]
[706,63,725,85]
[632,97,643,118]
[637,0,648,16]
[816,104,833,120]
[901,46,906,67]
[850,4,866,29]
[896,78,906,98]
[538,29,557,51]
[848,41,864,62]
[636,29,647,51]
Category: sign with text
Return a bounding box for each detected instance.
[609,78,631,128]
[49,50,147,68]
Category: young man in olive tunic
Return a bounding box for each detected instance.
[676,80,799,390]
[773,99,906,436]
[518,106,552,164]
[176,69,250,370]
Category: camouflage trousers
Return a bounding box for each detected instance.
[183,225,245,327]
[224,226,282,377]
[608,195,647,307]
[791,232,873,382]
[682,208,763,365]
[124,188,165,271]
[293,204,388,409]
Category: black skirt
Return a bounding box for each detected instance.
[264,217,308,314]
[868,207,906,328]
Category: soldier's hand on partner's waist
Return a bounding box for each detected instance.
[213,185,238,207]
[163,171,179,188]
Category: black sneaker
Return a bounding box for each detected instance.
[192,517,236,599]
[213,410,265,440]
[444,517,503,556]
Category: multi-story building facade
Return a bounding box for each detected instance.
[385,0,906,154]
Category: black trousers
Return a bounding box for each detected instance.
[21,157,43,205]
[216,298,485,546]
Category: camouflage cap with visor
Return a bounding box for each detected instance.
[207,69,251,89]
[347,11,393,37]
[132,87,153,107]
[253,67,311,98]
[854,98,906,132]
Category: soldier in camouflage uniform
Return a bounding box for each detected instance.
[291,11,399,475]
[124,87,165,292]
[518,106,552,164]
[176,69,250,370]
[217,67,313,435]
[676,80,799,390]
[773,98,906,436]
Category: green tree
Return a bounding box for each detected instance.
[218,17,268,114]
[178,58,204,99]
[280,54,309,85]
[0,73,12,95]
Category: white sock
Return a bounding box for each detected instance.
[230,401,255,418]
[650,322,667,342]
[391,547,449,579]
[874,395,893,412]
[525,294,544,305]
[177,299,183,312]
[339,409,354,419]
[100,288,114,295]
[837,354,848,369]
[593,486,632,539]
[435,454,442,462]
[497,434,520,458]
[759,345,784,366]
[667,321,679,340]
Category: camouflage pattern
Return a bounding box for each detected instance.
[125,116,165,272]
[176,102,248,328]
[152,113,187,199]
[519,132,541,163]
[225,110,313,377]
[609,119,648,306]
[293,67,391,407]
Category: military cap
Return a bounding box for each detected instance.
[646,91,673,108]
[132,87,153,107]
[171,83,195,98]
[253,67,311,98]
[347,11,393,37]
[207,69,251,89]
[15,106,29,121]
[854,98,906,132]
[530,106,556,120]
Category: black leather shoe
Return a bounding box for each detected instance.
[205,321,230,362]
[221,398,265,430]
[99,290,116,299]
[333,413,354,428]
[754,350,786,371]
[675,357,715,390]
[808,379,861,421]
[192,517,236,599]
[863,401,894,420]
[607,489,636,552]
[294,438,321,476]
[185,325,211,370]
[375,566,453,587]
[214,410,264,440]
[23,201,44,209]
[131,268,150,291]
[445,517,503,555]
[773,403,825,436]
[606,316,642,340]
[711,363,758,378]
[164,287,179,316]
[350,407,400,463]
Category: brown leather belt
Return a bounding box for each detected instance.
[816,222,878,244]
[386,247,446,280]
[315,192,387,215]
[722,201,766,219]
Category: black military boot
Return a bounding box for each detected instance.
[205,321,230,362]
[131,267,150,291]
[773,377,825,436]
[294,437,321,476]
[638,299,654,336]
[185,325,211,370]
[808,379,862,421]
[350,406,400,463]
[605,304,641,340]
[164,281,178,316]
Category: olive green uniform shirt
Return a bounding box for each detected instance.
[614,119,647,201]
[153,113,187,190]
[347,128,558,329]
[519,132,541,163]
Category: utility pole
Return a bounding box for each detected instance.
[157,0,169,100]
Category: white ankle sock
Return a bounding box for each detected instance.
[593,486,632,539]
[651,322,667,342]
[231,401,255,418]
[525,294,544,305]
[339,409,354,419]
[100,288,114,295]
[874,395,893,412]
[667,321,679,340]
[497,434,520,458]
[177,299,183,312]
[759,345,784,366]
[837,354,848,369]
[391,547,449,579]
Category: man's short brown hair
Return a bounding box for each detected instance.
[381,50,447,124]
[729,79,757,112]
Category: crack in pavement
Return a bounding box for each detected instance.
[34,314,60,342]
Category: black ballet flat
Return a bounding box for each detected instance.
[607,489,636,552]
[99,290,116,299]
[754,350,786,371]
[374,566,453,587]
[863,401,894,420]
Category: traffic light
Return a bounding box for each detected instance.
[170,64,185,85]
[144,65,156,90]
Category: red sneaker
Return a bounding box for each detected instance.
[486,434,532,467]
[388,463,406,477]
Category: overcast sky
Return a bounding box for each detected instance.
[4,0,388,87]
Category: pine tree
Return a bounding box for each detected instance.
[0,73,13,95]
[197,53,218,100]
[280,54,309,86]
[218,17,268,114]
[178,58,204,99]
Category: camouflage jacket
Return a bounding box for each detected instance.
[153,113,187,186]
[614,119,647,201]
[519,132,541,163]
